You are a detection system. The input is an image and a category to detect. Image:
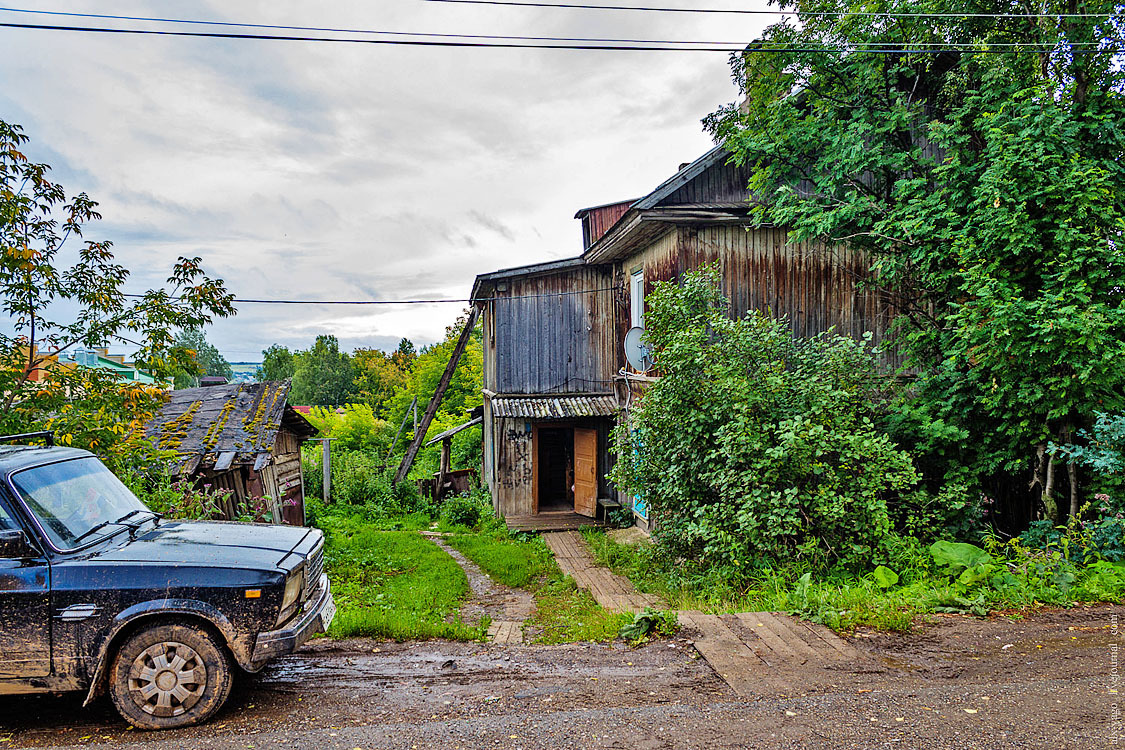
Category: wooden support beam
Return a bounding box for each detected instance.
[394,307,480,484]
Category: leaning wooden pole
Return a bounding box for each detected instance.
[394,306,480,485]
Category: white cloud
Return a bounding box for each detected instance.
[0,0,769,357]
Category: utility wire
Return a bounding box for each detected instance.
[0,6,741,45]
[122,287,622,305]
[424,0,1120,20]
[1,21,1119,52]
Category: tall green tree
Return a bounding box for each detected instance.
[0,119,234,461]
[352,347,409,417]
[290,335,357,406]
[705,0,1125,522]
[172,328,232,389]
[257,343,295,382]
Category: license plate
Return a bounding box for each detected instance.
[319,593,337,632]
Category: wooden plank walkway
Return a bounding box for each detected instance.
[541,531,869,697]
[486,620,523,644]
[506,512,604,532]
[542,531,664,613]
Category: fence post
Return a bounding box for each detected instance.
[321,438,333,502]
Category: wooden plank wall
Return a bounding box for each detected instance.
[490,416,616,517]
[581,202,633,249]
[623,226,901,370]
[493,416,535,517]
[662,159,755,206]
[484,265,624,395]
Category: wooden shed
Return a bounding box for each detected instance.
[145,381,317,525]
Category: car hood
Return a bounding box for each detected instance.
[88,520,314,571]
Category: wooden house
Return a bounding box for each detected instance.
[144,381,317,525]
[471,146,897,530]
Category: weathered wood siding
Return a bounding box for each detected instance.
[661,159,755,206]
[489,415,616,518]
[619,225,900,370]
[580,201,633,249]
[493,416,535,517]
[483,265,624,394]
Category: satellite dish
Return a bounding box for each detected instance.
[624,326,653,372]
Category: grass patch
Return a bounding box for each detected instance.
[448,530,631,643]
[580,527,1125,632]
[446,532,552,588]
[322,519,487,641]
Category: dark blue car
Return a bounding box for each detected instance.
[0,440,334,729]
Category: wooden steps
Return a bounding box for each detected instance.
[505,512,604,532]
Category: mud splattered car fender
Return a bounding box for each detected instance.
[82,598,256,706]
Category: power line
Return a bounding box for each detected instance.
[122,287,621,305]
[423,0,1119,20]
[0,19,1120,53]
[0,6,742,45]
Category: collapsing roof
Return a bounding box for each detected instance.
[145,381,317,476]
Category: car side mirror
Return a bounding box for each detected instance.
[0,529,32,558]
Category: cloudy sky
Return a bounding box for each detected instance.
[1,0,772,360]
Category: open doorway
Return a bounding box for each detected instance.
[533,424,599,517]
[536,427,573,512]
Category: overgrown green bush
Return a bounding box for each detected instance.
[439,494,481,529]
[611,268,919,571]
[302,446,432,520]
[304,403,393,454]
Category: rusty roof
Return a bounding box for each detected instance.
[490,394,617,419]
[144,381,316,474]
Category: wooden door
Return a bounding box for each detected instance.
[573,428,598,518]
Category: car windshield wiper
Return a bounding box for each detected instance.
[71,510,154,544]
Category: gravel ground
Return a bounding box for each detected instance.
[3,603,1119,749]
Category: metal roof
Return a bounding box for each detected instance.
[490,394,617,419]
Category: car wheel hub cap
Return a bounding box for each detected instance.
[127,641,206,717]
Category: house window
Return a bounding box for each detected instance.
[630,269,645,329]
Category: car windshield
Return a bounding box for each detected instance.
[10,457,151,550]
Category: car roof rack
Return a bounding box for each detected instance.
[0,431,55,447]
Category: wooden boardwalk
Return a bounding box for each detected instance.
[542,531,664,613]
[542,530,868,697]
[506,512,604,532]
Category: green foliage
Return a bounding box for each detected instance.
[439,494,482,530]
[706,1,1125,521]
[929,541,991,578]
[385,310,483,476]
[320,523,486,641]
[304,403,393,454]
[290,335,357,406]
[617,608,678,646]
[872,565,899,589]
[302,446,432,518]
[0,118,234,459]
[171,328,232,389]
[585,526,1125,632]
[611,268,919,569]
[352,347,410,417]
[256,344,295,382]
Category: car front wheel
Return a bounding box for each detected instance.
[108,621,234,730]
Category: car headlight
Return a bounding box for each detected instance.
[277,569,305,626]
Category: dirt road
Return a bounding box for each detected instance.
[3,604,1119,749]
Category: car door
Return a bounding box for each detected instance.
[0,495,51,678]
